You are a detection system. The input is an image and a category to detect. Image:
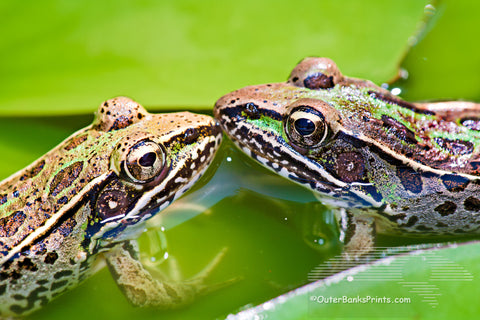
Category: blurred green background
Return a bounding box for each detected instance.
[1,0,480,319]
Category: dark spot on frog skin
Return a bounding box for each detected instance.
[434,137,474,155]
[396,166,423,194]
[51,280,69,291]
[461,117,480,131]
[404,216,419,227]
[434,201,457,216]
[303,72,335,89]
[436,221,448,228]
[469,160,480,174]
[381,212,406,223]
[57,196,68,204]
[381,115,417,144]
[109,115,134,131]
[9,270,21,280]
[57,216,77,237]
[415,225,433,231]
[54,270,73,279]
[242,102,261,119]
[17,258,38,272]
[64,134,88,151]
[44,252,59,264]
[0,211,26,237]
[96,180,141,220]
[0,194,7,205]
[335,151,365,183]
[359,184,383,202]
[49,161,84,197]
[19,160,45,181]
[9,286,49,314]
[464,196,480,211]
[440,174,470,192]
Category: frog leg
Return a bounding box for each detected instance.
[104,240,231,308]
[335,208,376,261]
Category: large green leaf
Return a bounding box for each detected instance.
[230,241,480,319]
[1,0,427,115]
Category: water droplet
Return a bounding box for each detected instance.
[399,68,409,80]
[391,88,402,96]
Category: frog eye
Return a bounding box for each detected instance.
[285,106,329,148]
[123,140,166,183]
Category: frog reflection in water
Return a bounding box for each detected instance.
[214,57,480,259]
[0,97,223,317]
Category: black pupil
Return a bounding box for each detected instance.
[139,152,157,167]
[294,118,315,136]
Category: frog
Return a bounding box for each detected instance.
[0,96,223,317]
[214,57,480,260]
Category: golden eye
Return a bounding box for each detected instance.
[285,106,329,148]
[124,140,165,183]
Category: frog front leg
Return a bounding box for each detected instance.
[335,208,376,261]
[104,241,227,308]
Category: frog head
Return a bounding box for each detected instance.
[84,97,223,246]
[214,58,389,210]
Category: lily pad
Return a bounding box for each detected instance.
[229,241,480,319]
[0,0,427,115]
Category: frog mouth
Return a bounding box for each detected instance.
[216,103,384,211]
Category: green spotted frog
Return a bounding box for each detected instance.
[0,97,222,317]
[214,57,480,258]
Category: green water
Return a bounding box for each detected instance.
[17,133,337,320]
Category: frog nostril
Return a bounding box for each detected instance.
[184,128,199,144]
[243,102,260,119]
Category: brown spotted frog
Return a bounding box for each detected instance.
[0,97,222,317]
[214,57,480,259]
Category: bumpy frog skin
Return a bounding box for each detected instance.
[0,97,222,317]
[214,57,480,257]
